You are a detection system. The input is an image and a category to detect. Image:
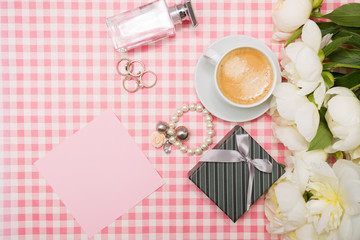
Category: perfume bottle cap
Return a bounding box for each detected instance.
[169,0,198,27]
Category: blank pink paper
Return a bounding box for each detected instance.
[34,110,164,237]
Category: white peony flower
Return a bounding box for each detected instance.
[270,82,319,151]
[324,87,360,152]
[272,0,312,41]
[281,20,324,99]
[305,160,360,239]
[265,156,360,240]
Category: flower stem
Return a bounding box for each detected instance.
[311,11,325,18]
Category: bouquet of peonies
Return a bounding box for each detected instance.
[266,0,360,239]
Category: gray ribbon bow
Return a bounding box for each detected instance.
[199,134,273,210]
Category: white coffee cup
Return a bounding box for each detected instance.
[203,35,280,108]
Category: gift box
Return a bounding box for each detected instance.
[188,125,285,222]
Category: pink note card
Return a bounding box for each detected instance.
[34,110,164,237]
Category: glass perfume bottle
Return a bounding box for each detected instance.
[106,0,198,52]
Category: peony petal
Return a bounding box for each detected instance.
[296,80,320,96]
[274,83,309,121]
[326,86,356,98]
[325,111,351,139]
[295,224,318,240]
[350,215,360,239]
[275,183,302,213]
[349,146,360,160]
[338,214,353,240]
[295,149,328,163]
[320,33,333,50]
[273,0,312,33]
[324,87,357,107]
[301,20,322,53]
[273,124,309,151]
[332,128,360,151]
[273,30,294,41]
[316,205,331,233]
[306,199,327,216]
[295,101,320,142]
[313,80,326,108]
[294,45,323,82]
[333,160,360,214]
[327,95,360,127]
[307,160,338,191]
[285,42,308,62]
[271,111,294,126]
[291,155,309,193]
[275,182,307,231]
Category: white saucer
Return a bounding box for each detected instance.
[194,35,281,122]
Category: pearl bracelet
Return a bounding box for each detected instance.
[151,103,215,156]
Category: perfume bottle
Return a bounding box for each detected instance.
[106,0,198,52]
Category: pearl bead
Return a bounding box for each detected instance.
[156,121,168,133]
[175,126,189,141]
[169,136,176,143]
[201,143,208,150]
[189,103,196,111]
[167,129,175,136]
[207,130,215,137]
[176,109,183,116]
[169,122,176,129]
[171,115,179,123]
[206,122,214,129]
[205,115,213,122]
[180,145,187,153]
[206,137,213,145]
[182,104,189,112]
[195,147,203,155]
[187,148,195,156]
[196,104,203,112]
[174,141,182,149]
[202,109,209,115]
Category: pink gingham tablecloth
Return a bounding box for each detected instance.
[1,0,345,239]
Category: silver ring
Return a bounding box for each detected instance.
[127,60,145,77]
[122,76,140,93]
[116,58,133,76]
[140,70,157,88]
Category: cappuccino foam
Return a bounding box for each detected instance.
[216,47,273,105]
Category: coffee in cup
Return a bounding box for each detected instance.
[216,47,274,105]
[203,38,279,108]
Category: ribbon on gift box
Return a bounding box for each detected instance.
[199,133,273,210]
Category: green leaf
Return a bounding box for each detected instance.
[321,71,334,87]
[285,27,303,47]
[331,72,345,78]
[329,48,360,65]
[322,36,352,56]
[319,107,327,124]
[316,22,340,37]
[334,71,360,89]
[307,93,318,108]
[322,3,360,27]
[308,122,333,151]
[341,26,360,35]
[333,30,360,48]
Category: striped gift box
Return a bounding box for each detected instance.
[188,125,285,222]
